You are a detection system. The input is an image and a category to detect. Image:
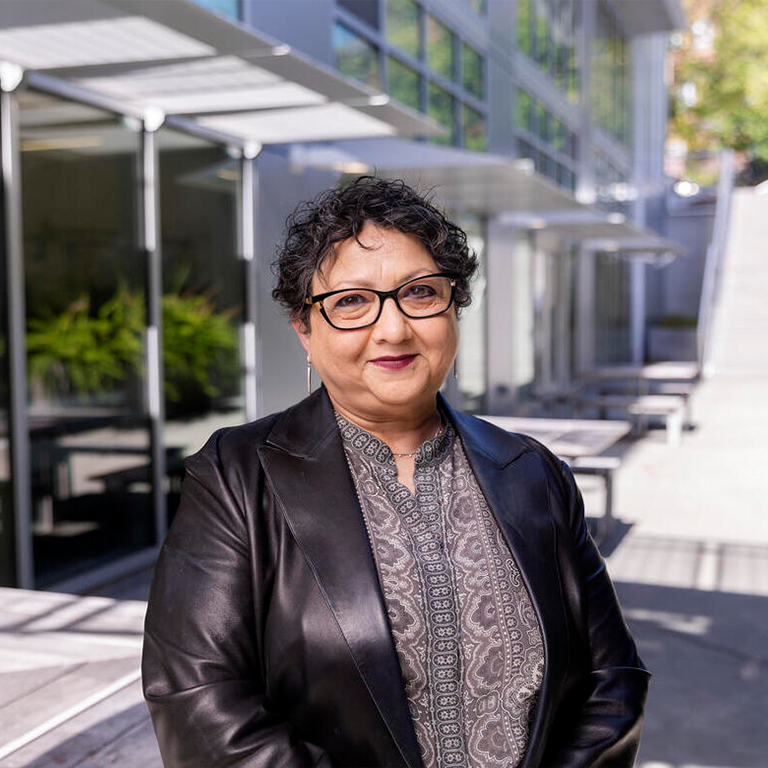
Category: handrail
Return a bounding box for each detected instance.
[696,149,735,376]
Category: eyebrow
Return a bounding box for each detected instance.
[326,270,435,292]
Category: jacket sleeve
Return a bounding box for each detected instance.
[540,457,651,768]
[142,430,331,768]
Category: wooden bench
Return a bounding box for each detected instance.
[574,394,686,446]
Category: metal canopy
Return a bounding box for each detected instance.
[288,138,682,255]
[290,138,585,215]
[608,0,686,36]
[0,0,441,144]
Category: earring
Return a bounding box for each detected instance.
[307,357,313,395]
[453,357,458,380]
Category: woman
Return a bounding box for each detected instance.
[142,177,649,768]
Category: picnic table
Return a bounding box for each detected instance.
[477,415,632,458]
[477,415,632,539]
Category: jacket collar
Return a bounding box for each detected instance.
[265,385,529,469]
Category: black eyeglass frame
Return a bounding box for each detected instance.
[305,272,458,330]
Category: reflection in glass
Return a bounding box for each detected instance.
[158,131,244,521]
[462,43,483,99]
[427,15,455,80]
[388,56,421,111]
[462,106,487,152]
[429,83,455,145]
[333,22,381,89]
[20,90,152,586]
[387,0,419,58]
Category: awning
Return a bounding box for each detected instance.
[287,138,685,257]
[608,0,686,36]
[290,138,585,215]
[0,0,442,145]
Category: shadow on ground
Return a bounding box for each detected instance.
[616,580,768,768]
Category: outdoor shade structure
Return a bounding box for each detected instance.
[0,0,440,590]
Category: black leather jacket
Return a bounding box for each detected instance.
[142,387,649,767]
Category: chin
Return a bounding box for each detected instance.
[367,378,438,408]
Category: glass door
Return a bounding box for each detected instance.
[157,130,244,522]
[19,90,153,587]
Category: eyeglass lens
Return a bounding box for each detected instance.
[323,275,453,329]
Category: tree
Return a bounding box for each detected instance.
[670,0,768,180]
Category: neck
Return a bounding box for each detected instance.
[331,396,442,455]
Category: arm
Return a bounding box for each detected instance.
[540,458,651,768]
[142,430,330,768]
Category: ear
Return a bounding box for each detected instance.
[291,317,312,357]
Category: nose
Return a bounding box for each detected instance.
[371,294,412,344]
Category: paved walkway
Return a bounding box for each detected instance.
[579,371,768,768]
[1,373,766,767]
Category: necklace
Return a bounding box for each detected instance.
[391,417,443,458]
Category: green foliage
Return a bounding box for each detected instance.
[26,285,239,414]
[26,285,143,399]
[672,0,768,167]
[162,292,239,413]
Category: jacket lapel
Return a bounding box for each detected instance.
[258,388,423,768]
[444,400,569,765]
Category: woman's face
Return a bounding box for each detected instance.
[293,222,459,422]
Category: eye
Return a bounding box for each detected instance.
[402,283,437,299]
[330,292,369,309]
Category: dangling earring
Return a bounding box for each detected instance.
[307,357,313,395]
[453,357,458,379]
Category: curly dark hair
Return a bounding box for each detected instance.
[271,176,478,328]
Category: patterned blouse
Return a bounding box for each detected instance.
[335,412,545,768]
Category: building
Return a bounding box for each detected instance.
[0,0,683,591]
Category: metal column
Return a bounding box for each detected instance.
[139,117,167,547]
[240,143,261,422]
[1,63,33,588]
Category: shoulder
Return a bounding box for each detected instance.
[185,410,284,476]
[447,408,574,508]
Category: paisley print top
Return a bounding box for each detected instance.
[335,412,545,768]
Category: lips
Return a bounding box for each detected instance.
[370,354,417,370]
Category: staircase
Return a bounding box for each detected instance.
[709,187,768,375]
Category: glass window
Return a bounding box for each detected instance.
[462,43,484,99]
[462,105,487,151]
[428,82,455,145]
[157,132,244,522]
[516,89,534,133]
[517,0,532,54]
[536,103,550,142]
[592,1,629,144]
[19,90,152,587]
[190,0,240,20]
[338,0,381,30]
[427,14,455,80]
[388,56,421,111]
[552,117,565,152]
[333,22,381,88]
[535,0,550,68]
[386,0,419,58]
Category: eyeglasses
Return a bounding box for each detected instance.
[305,272,458,330]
